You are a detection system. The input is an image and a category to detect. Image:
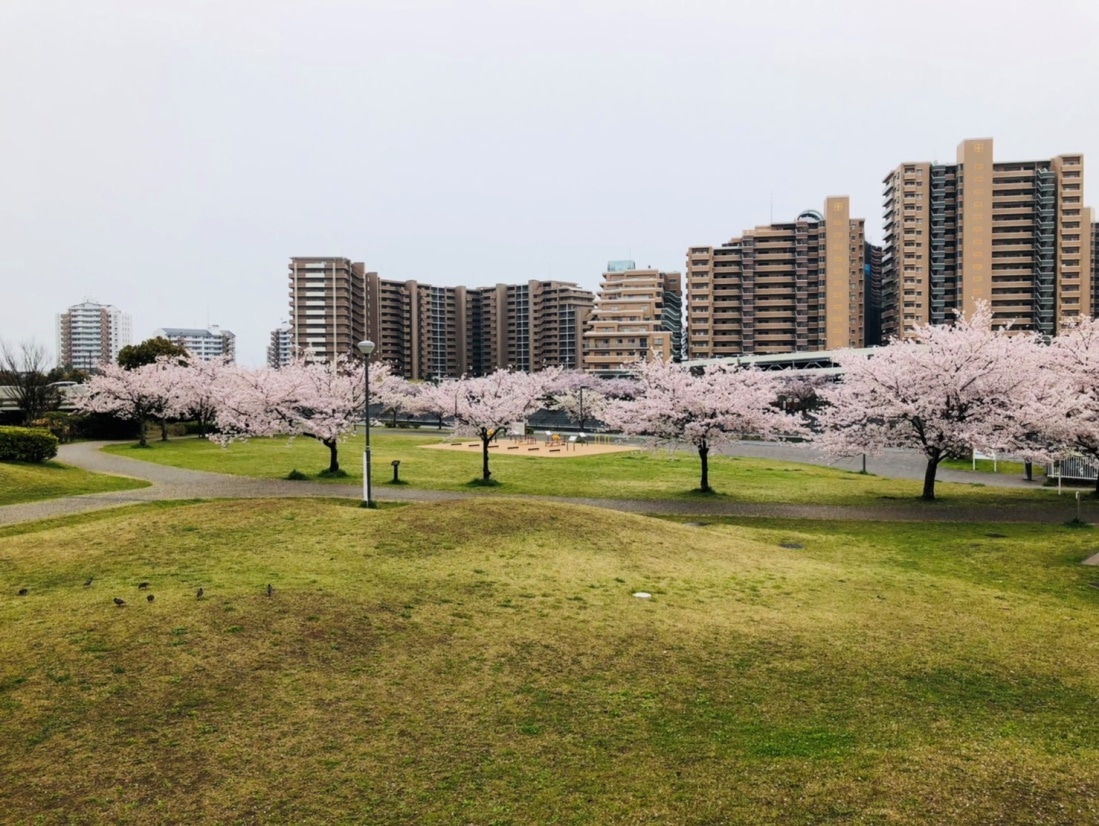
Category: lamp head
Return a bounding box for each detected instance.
[357,340,376,356]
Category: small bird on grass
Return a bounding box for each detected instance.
[113,597,126,607]
[196,587,204,600]
[147,594,155,603]
[138,582,149,590]
[266,584,273,598]
[83,578,93,588]
[18,588,28,596]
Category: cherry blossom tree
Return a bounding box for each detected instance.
[777,375,827,414]
[545,372,639,431]
[75,360,179,447]
[813,304,1045,501]
[214,358,391,475]
[1038,317,1099,494]
[373,374,423,427]
[602,358,798,493]
[418,369,550,483]
[164,356,230,437]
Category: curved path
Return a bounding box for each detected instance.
[0,441,1091,528]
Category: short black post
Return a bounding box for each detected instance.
[391,460,401,483]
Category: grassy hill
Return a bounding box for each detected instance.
[1,499,1097,823]
[0,460,149,506]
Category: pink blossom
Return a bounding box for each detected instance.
[418,369,551,482]
[813,304,1045,500]
[213,357,392,474]
[602,358,798,493]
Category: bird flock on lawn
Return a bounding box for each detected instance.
[12,582,276,604]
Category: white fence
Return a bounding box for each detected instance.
[1047,456,1099,482]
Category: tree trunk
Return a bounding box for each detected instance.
[325,439,339,474]
[138,418,148,448]
[160,418,169,441]
[481,430,492,481]
[698,445,710,493]
[1024,460,1033,482]
[922,450,942,501]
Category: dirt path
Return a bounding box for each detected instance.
[0,441,1091,528]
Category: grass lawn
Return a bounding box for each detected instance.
[103,432,1064,507]
[1,498,1097,823]
[943,457,1031,476]
[0,460,149,506]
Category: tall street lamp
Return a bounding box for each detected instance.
[357,340,376,508]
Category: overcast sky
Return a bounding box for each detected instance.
[3,0,1098,365]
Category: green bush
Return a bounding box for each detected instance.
[69,412,138,440]
[0,426,60,463]
[29,412,74,443]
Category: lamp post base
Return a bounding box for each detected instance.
[362,449,375,508]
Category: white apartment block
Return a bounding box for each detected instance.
[56,299,133,370]
[153,325,236,362]
[268,322,294,367]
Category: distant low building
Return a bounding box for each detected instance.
[153,325,236,362]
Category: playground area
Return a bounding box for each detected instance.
[421,432,639,458]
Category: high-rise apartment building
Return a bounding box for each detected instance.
[56,299,133,370]
[267,322,293,368]
[1092,220,1099,315]
[686,197,866,359]
[361,273,594,379]
[582,261,682,374]
[881,138,1092,339]
[153,325,236,362]
[531,280,594,371]
[364,276,470,379]
[288,257,367,362]
[865,242,884,347]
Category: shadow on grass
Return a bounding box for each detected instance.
[465,477,502,488]
[317,469,349,479]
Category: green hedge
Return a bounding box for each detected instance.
[0,426,60,463]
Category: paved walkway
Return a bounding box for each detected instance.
[0,441,1092,528]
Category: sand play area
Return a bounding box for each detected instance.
[421,435,639,459]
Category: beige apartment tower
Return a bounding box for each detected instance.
[582,262,682,374]
[686,197,866,359]
[881,138,1092,339]
[362,273,593,379]
[288,257,368,362]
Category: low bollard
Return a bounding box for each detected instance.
[391,460,401,483]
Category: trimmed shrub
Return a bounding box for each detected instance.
[0,426,59,463]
